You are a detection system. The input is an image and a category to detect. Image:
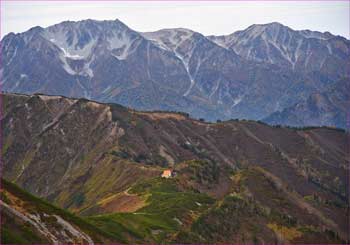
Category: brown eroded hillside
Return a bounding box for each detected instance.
[1,93,349,243]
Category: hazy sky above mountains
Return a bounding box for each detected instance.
[2,1,349,38]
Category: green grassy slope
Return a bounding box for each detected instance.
[88,176,215,243]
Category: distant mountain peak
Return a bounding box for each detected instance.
[142,28,195,50]
[208,21,349,74]
[248,21,288,30]
[1,19,349,128]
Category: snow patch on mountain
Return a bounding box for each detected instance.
[109,30,138,60]
[326,44,333,55]
[59,47,84,60]
[142,28,193,51]
[143,28,195,72]
[142,29,198,97]
[183,78,195,97]
[299,30,331,40]
[209,80,220,100]
[231,94,244,108]
[294,39,303,63]
[102,85,111,94]
[43,29,96,60]
[43,29,97,75]
[6,47,17,65]
[208,22,342,71]
[59,54,77,75]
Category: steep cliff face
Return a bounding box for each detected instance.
[2,93,349,243]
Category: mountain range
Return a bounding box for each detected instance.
[1,19,349,128]
[1,92,349,244]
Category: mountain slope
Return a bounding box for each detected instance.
[263,78,350,128]
[1,19,195,112]
[143,26,348,121]
[1,19,349,126]
[2,93,349,243]
[0,179,119,244]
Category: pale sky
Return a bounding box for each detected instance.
[1,1,349,39]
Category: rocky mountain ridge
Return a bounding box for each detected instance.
[1,19,349,127]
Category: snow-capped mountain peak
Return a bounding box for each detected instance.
[142,28,194,51]
[41,19,141,61]
[1,20,349,128]
[208,22,349,71]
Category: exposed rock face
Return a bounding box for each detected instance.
[2,93,349,243]
[1,20,349,126]
[1,200,93,244]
